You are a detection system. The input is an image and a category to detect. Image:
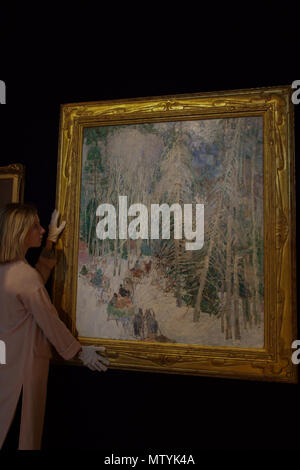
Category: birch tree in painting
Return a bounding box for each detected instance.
[153,124,196,308]
[192,117,263,341]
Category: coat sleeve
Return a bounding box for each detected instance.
[34,248,57,285]
[19,285,81,361]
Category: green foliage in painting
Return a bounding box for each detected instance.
[90,268,103,287]
[80,265,88,275]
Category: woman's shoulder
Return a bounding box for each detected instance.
[2,260,43,290]
[18,260,42,279]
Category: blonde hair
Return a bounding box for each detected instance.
[0,203,37,263]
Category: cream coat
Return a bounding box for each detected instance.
[0,258,81,450]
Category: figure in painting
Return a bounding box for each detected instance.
[144,309,158,337]
[133,308,144,338]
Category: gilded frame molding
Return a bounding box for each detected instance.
[53,86,297,382]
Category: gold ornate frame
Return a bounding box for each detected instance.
[53,86,297,382]
[0,163,25,205]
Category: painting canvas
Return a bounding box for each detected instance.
[76,117,264,349]
[0,164,25,206]
[0,178,14,206]
[53,87,297,382]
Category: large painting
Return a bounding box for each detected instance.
[77,117,264,348]
[53,87,297,382]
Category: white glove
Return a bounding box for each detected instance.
[47,209,66,243]
[78,345,110,372]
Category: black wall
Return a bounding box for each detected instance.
[1,7,299,455]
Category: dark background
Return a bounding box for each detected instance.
[0,5,299,454]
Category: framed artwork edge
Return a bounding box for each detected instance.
[52,85,298,383]
[0,163,25,204]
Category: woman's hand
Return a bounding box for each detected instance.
[47,209,66,243]
[78,345,110,372]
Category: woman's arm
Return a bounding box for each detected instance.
[21,282,81,360]
[34,210,66,284]
[34,239,56,284]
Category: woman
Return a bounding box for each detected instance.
[0,203,109,450]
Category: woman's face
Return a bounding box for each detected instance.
[24,215,46,249]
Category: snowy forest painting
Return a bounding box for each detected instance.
[76,116,264,348]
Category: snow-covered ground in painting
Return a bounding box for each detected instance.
[76,256,264,348]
